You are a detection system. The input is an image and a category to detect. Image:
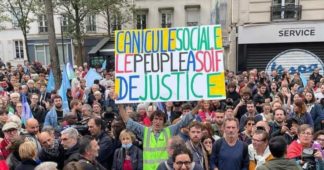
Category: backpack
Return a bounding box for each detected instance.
[214,138,248,168]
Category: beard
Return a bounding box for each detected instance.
[55,104,62,109]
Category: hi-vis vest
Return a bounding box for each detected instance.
[143,127,171,170]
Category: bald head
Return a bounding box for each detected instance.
[26,118,39,135]
[38,131,54,149]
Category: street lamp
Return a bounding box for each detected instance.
[58,16,66,64]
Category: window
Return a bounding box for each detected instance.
[160,9,173,28]
[111,14,121,33]
[61,15,70,32]
[14,40,24,59]
[38,15,48,33]
[34,44,68,65]
[136,13,146,29]
[271,0,301,20]
[186,7,200,26]
[11,8,21,29]
[86,15,96,32]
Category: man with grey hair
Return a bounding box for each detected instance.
[27,79,40,95]
[81,104,93,123]
[8,92,20,114]
[60,127,80,166]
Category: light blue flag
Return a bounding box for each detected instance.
[85,68,103,87]
[156,102,165,113]
[21,94,33,126]
[46,69,55,93]
[66,62,76,80]
[300,73,308,87]
[101,60,107,71]
[59,66,70,111]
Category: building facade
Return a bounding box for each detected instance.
[0,12,26,66]
[229,0,324,75]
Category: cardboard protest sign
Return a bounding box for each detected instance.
[115,25,226,103]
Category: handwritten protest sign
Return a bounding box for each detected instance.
[115,25,226,103]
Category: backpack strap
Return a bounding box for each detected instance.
[214,138,224,166]
[190,162,196,170]
[164,161,172,170]
[215,138,224,155]
[241,141,248,168]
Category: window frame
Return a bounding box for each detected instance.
[38,14,48,33]
[185,6,200,26]
[86,14,96,32]
[135,9,148,29]
[159,8,173,28]
[14,40,24,59]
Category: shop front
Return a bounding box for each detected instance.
[237,22,324,76]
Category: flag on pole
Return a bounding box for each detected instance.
[101,60,107,71]
[300,73,308,87]
[66,62,76,80]
[21,94,33,126]
[59,66,70,111]
[46,69,55,93]
[156,102,165,113]
[84,68,103,87]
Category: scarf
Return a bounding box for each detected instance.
[43,139,60,157]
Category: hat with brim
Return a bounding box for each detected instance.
[2,122,18,131]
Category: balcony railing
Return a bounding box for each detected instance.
[271,5,302,21]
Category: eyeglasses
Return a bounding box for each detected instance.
[252,138,265,143]
[175,161,191,166]
[247,123,255,126]
[204,141,212,144]
[4,129,17,134]
[316,138,324,142]
[300,132,312,136]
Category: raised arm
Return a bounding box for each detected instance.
[118,104,129,123]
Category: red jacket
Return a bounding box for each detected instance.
[198,111,216,122]
[143,117,151,127]
[287,140,303,159]
[0,139,11,159]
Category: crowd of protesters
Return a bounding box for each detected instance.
[0,59,322,170]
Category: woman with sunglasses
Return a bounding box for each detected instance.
[239,117,255,145]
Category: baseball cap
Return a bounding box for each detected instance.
[2,122,18,132]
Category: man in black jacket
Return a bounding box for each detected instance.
[60,127,80,166]
[30,94,46,127]
[38,131,64,169]
[88,117,115,169]
[78,135,106,170]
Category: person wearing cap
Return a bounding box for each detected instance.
[0,122,20,159]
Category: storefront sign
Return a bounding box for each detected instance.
[114,25,226,103]
[238,23,324,44]
[265,49,324,78]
